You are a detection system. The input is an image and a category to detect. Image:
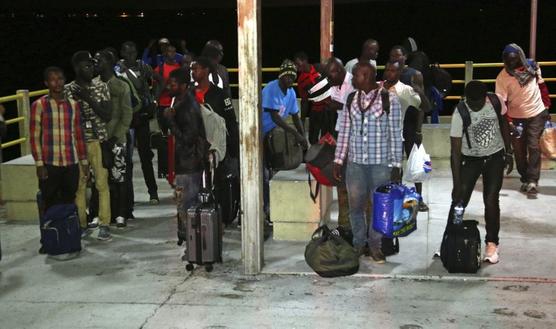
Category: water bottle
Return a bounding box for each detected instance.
[515,122,524,139]
[453,202,464,225]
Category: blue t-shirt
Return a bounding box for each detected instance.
[262,79,299,134]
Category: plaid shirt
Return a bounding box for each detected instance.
[30,95,88,167]
[334,88,403,167]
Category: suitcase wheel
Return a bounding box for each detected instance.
[205,264,213,272]
[186,263,194,271]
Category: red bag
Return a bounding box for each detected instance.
[305,133,341,187]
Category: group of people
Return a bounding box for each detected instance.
[30,38,239,247]
[270,40,550,265]
[29,35,550,267]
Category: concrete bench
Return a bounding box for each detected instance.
[270,166,333,241]
[1,155,39,221]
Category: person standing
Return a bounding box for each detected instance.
[65,51,112,241]
[96,50,133,228]
[495,43,548,197]
[449,81,513,264]
[333,62,403,263]
[31,67,89,251]
[344,39,379,74]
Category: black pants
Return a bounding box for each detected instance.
[132,120,158,198]
[512,110,548,184]
[308,109,337,145]
[447,150,505,245]
[39,165,79,211]
[156,106,171,178]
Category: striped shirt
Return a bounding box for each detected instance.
[334,88,403,167]
[30,95,88,167]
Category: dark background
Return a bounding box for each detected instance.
[1,0,554,160]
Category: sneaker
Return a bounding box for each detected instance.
[526,182,538,196]
[484,242,499,264]
[87,217,99,229]
[97,226,112,241]
[369,248,386,264]
[418,201,429,212]
[38,246,46,254]
[115,216,126,228]
[149,197,160,205]
[519,182,528,192]
[81,227,92,238]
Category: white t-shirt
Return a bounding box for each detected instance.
[345,58,377,74]
[330,72,354,131]
[385,81,421,120]
[495,69,544,119]
[450,95,507,157]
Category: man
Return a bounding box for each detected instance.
[191,57,240,224]
[449,81,513,264]
[389,45,425,93]
[293,51,334,144]
[31,67,88,251]
[96,50,133,228]
[65,51,112,241]
[324,57,354,229]
[142,38,183,69]
[333,62,403,263]
[495,43,548,197]
[201,40,231,98]
[344,39,379,74]
[154,45,182,179]
[163,69,208,221]
[261,59,308,219]
[383,59,431,212]
[118,41,159,207]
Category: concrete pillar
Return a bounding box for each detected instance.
[529,0,538,59]
[237,0,264,275]
[16,89,31,156]
[320,0,333,62]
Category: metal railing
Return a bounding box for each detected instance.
[1,61,555,158]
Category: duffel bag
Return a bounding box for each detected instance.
[305,225,359,277]
[265,127,303,171]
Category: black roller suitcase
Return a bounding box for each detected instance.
[440,220,481,273]
[184,162,223,272]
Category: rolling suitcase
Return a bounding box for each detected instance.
[184,160,223,272]
[40,203,82,257]
[440,220,481,273]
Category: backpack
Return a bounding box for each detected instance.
[456,92,503,149]
[440,220,482,273]
[430,65,453,97]
[199,103,228,164]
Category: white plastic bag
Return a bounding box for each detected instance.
[403,144,432,183]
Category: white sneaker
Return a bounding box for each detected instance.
[87,217,100,228]
[484,242,499,264]
[115,216,126,228]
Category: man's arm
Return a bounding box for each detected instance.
[450,137,463,201]
[114,83,133,141]
[30,99,44,167]
[291,113,308,149]
[411,71,431,114]
[387,94,403,168]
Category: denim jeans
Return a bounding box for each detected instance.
[447,150,504,244]
[175,172,202,214]
[345,162,390,249]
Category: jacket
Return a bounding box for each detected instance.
[204,84,239,159]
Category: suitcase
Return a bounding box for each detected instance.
[40,203,82,257]
[440,220,481,273]
[183,161,223,272]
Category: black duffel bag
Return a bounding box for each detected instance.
[264,127,303,171]
[305,225,359,278]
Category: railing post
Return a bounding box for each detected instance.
[464,61,474,85]
[16,89,31,156]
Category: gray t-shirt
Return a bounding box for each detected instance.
[450,101,505,157]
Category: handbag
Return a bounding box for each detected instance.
[372,183,420,238]
[305,225,359,278]
[264,127,303,171]
[403,143,432,183]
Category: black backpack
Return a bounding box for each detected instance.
[346,89,390,118]
[456,92,503,149]
[440,220,482,273]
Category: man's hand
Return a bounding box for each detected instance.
[80,163,90,181]
[295,133,308,150]
[75,86,92,103]
[415,132,423,146]
[36,166,48,180]
[390,167,401,183]
[505,153,514,175]
[333,163,343,182]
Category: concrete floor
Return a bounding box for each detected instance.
[1,155,556,328]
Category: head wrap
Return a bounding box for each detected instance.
[503,43,536,87]
[279,59,297,79]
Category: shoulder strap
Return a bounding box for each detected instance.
[346,91,356,122]
[456,101,472,149]
[381,89,390,115]
[486,92,502,116]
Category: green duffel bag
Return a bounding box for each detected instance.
[304,225,360,277]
